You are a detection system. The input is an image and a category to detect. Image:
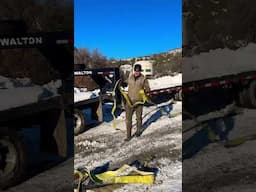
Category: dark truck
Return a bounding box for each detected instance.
[0,20,73,189]
[74,65,121,135]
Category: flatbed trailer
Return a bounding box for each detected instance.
[73,67,121,135]
[0,20,73,189]
[74,96,103,135]
[183,70,256,117]
[147,85,182,102]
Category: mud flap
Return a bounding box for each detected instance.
[40,109,67,158]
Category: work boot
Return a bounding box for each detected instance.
[135,120,142,137]
[135,129,142,137]
[124,137,132,142]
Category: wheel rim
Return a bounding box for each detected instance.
[0,138,18,178]
[74,113,82,130]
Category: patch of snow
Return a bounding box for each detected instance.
[0,76,61,111]
[74,88,100,103]
[148,74,182,90]
[168,48,182,55]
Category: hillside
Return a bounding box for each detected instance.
[115,48,182,77]
[183,0,256,57]
[75,48,182,77]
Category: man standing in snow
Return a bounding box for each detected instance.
[124,64,150,141]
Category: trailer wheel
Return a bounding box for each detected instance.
[74,109,85,136]
[248,81,256,108]
[0,131,27,189]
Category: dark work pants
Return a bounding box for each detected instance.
[125,104,143,138]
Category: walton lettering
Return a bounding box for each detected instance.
[0,36,43,47]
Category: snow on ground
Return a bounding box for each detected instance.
[75,101,182,192]
[0,76,61,111]
[6,158,73,192]
[74,88,100,103]
[148,74,182,90]
[183,108,256,191]
[183,43,256,82]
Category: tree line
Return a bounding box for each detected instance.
[75,47,182,76]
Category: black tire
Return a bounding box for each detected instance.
[0,131,27,189]
[248,81,256,108]
[74,109,85,136]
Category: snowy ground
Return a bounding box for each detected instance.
[75,101,182,192]
[6,159,73,192]
[183,108,256,191]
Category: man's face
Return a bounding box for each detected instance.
[134,70,141,77]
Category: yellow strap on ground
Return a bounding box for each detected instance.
[207,128,217,141]
[74,170,84,192]
[95,164,154,184]
[169,112,181,118]
[224,134,256,148]
[74,169,85,180]
[102,175,154,184]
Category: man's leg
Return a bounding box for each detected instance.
[135,105,143,136]
[125,104,133,140]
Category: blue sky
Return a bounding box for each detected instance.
[75,0,181,59]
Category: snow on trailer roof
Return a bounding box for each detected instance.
[74,88,100,103]
[148,74,182,91]
[183,43,256,83]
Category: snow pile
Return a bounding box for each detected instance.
[0,76,62,111]
[74,87,100,103]
[148,74,182,90]
[75,101,182,191]
[183,43,256,82]
[183,108,256,191]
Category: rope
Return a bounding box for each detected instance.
[111,79,176,129]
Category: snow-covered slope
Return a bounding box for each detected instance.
[183,43,256,83]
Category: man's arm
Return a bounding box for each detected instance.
[144,78,150,93]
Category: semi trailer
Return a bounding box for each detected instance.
[0,20,73,189]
